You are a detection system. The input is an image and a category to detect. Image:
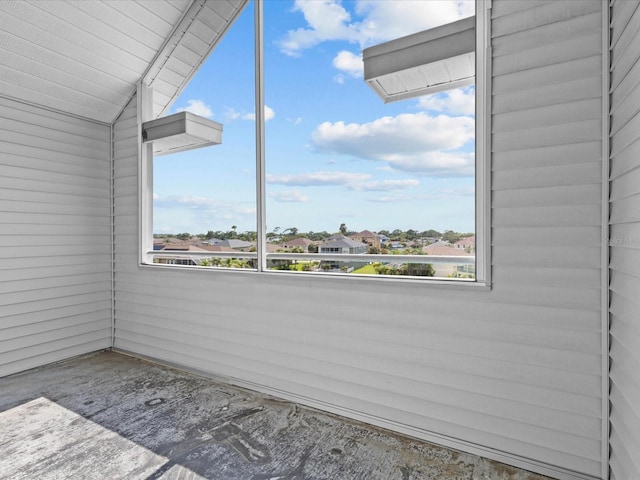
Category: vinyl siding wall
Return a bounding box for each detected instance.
[113,1,606,478]
[0,97,112,377]
[608,1,640,479]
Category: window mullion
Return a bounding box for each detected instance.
[254,0,266,272]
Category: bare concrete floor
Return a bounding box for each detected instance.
[0,351,552,480]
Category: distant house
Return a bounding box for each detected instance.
[202,238,223,245]
[454,236,475,252]
[217,239,254,251]
[318,236,368,255]
[349,230,381,250]
[155,244,211,266]
[281,237,314,252]
[318,236,368,271]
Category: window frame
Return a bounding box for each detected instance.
[138,0,491,286]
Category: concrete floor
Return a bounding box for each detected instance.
[0,351,552,480]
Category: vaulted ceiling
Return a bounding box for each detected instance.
[0,0,248,124]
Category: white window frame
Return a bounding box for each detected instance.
[138,0,491,286]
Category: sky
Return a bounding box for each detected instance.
[153,0,475,236]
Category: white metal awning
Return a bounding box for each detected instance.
[363,16,475,103]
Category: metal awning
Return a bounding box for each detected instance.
[363,16,475,103]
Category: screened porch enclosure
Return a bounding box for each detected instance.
[1,1,640,480]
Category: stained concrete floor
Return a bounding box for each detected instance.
[0,351,553,480]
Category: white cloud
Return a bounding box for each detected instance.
[267,170,370,187]
[418,87,475,115]
[266,170,419,191]
[176,99,214,118]
[359,179,419,191]
[278,0,474,56]
[333,50,363,78]
[269,190,309,203]
[242,105,276,121]
[311,112,474,176]
[278,1,360,56]
[154,195,255,216]
[355,1,474,46]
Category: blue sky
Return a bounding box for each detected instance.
[154,0,475,235]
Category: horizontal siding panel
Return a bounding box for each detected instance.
[610,222,640,251]
[609,414,640,480]
[1,300,112,328]
[610,0,639,47]
[115,275,600,358]
[610,193,640,224]
[0,212,108,226]
[610,60,640,134]
[492,119,601,152]
[610,107,640,158]
[0,223,110,237]
[493,98,601,134]
[0,176,109,199]
[492,141,601,170]
[0,339,111,379]
[493,11,600,57]
[609,14,640,472]
[610,165,640,201]
[492,225,602,247]
[0,199,110,218]
[492,76,602,115]
[610,5,640,84]
[0,281,112,307]
[491,0,601,38]
[2,316,110,345]
[491,245,601,269]
[0,330,111,369]
[610,245,640,277]
[0,96,110,139]
[1,292,111,319]
[492,205,601,227]
[610,135,640,180]
[0,97,112,377]
[492,266,600,289]
[0,273,110,295]
[493,184,601,208]
[0,128,108,162]
[0,188,107,208]
[0,151,108,180]
[115,296,602,380]
[493,55,601,96]
[493,32,601,78]
[493,162,602,190]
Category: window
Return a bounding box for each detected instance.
[141,0,490,284]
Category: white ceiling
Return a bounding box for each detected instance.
[0,0,247,124]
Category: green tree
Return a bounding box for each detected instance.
[339,223,347,235]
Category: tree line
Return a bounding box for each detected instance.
[156,225,472,244]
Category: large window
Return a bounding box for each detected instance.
[142,0,489,284]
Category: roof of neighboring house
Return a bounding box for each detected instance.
[218,239,254,249]
[423,242,473,256]
[353,230,378,237]
[161,245,209,252]
[454,236,476,247]
[321,238,368,249]
[199,245,238,253]
[283,237,314,247]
